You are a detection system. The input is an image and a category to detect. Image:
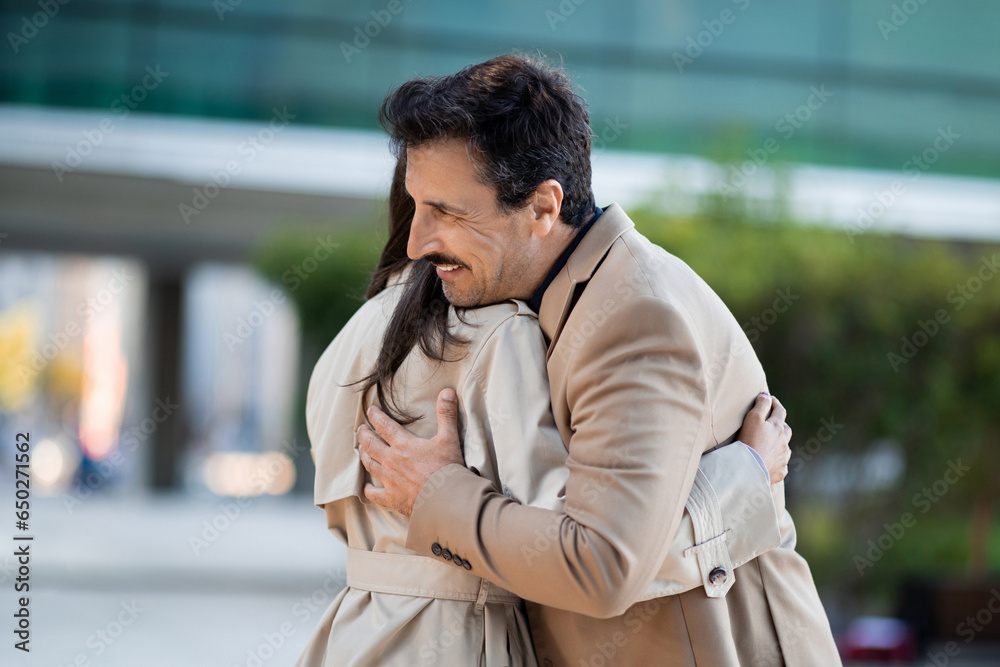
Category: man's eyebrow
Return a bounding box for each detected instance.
[423,200,471,216]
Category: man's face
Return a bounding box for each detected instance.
[405,139,538,307]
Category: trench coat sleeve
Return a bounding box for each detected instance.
[407,294,775,617]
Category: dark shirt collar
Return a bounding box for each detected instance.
[527,206,603,313]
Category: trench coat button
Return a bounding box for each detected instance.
[709,566,727,585]
[462,559,472,571]
[431,543,442,556]
[441,548,452,561]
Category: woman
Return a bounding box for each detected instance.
[295,157,787,666]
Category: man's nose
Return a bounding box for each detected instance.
[407,208,441,260]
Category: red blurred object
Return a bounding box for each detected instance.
[841,617,917,663]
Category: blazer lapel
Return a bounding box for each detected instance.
[537,203,634,359]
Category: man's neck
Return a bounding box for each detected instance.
[535,219,588,285]
[524,207,601,311]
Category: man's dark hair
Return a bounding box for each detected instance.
[378,54,595,227]
[353,55,595,426]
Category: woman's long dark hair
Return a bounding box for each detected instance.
[354,155,469,424]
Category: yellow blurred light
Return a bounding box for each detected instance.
[0,302,41,412]
[31,438,80,495]
[203,451,296,497]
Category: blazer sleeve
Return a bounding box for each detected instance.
[407,294,780,617]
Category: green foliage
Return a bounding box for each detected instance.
[254,202,1000,599]
[252,227,385,354]
[632,203,1000,596]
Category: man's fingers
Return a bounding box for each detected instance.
[366,405,408,445]
[359,445,382,479]
[767,395,787,425]
[435,388,460,445]
[363,482,390,508]
[358,423,391,462]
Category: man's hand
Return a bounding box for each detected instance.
[738,392,793,485]
[357,388,465,517]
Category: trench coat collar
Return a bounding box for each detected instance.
[537,202,634,349]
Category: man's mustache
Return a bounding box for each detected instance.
[422,253,467,270]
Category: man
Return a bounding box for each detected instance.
[358,55,840,665]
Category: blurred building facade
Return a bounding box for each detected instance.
[1,0,998,497]
[3,0,999,177]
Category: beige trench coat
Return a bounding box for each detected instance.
[297,265,782,666]
[406,204,842,666]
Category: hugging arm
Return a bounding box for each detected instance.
[364,303,784,615]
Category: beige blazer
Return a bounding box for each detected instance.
[406,204,842,666]
[300,265,781,666]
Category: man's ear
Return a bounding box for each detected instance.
[529,179,564,237]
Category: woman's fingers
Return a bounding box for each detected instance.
[767,395,787,425]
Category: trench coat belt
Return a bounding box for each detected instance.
[345,547,521,607]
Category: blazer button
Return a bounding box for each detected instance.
[709,566,727,585]
[441,548,452,561]
[431,543,442,556]
[462,559,472,571]
[451,553,462,566]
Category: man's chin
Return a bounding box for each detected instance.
[441,283,483,308]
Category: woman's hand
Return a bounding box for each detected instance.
[738,393,793,485]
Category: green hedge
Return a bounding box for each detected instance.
[255,205,1000,603]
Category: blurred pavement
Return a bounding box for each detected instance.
[3,488,999,666]
[1,489,344,667]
